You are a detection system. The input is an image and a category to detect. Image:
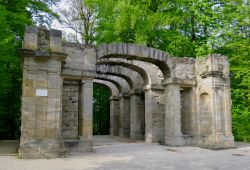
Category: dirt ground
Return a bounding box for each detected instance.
[0,136,250,170]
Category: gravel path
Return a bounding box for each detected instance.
[0,136,250,170]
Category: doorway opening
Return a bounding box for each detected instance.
[93,83,111,135]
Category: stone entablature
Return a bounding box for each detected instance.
[19,26,234,158]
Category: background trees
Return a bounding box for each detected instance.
[57,0,96,44]
[85,0,249,141]
[0,0,60,139]
[0,0,249,141]
[93,83,111,135]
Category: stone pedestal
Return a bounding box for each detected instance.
[129,90,145,140]
[62,137,93,155]
[119,94,130,138]
[143,86,165,143]
[109,96,120,136]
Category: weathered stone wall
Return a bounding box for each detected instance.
[180,88,192,135]
[119,95,130,138]
[110,96,120,136]
[62,80,79,139]
[130,92,145,140]
[62,43,96,78]
[144,88,165,143]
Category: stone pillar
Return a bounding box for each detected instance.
[129,90,145,140]
[119,94,130,138]
[109,96,120,136]
[164,83,186,145]
[19,26,67,158]
[223,85,233,137]
[143,86,165,143]
[75,78,94,152]
[195,55,234,149]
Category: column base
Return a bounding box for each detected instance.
[19,140,60,159]
[198,134,235,149]
[145,128,165,143]
[165,135,199,146]
[119,128,130,138]
[110,128,119,136]
[165,136,186,146]
[61,138,93,155]
[130,131,144,140]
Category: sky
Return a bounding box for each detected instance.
[51,0,75,39]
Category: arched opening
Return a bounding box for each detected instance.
[96,57,165,142]
[93,83,111,135]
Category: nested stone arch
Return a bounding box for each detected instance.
[97,58,149,85]
[93,79,119,97]
[97,43,171,78]
[97,58,164,86]
[95,74,130,94]
[97,66,133,90]
[96,65,144,90]
[94,77,122,93]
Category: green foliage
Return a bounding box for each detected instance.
[0,0,60,139]
[93,83,111,135]
[218,2,250,141]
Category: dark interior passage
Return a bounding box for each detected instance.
[93,83,111,135]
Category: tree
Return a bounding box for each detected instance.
[0,0,60,139]
[57,0,96,44]
[87,0,250,141]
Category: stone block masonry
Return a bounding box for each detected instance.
[19,26,235,158]
[62,80,79,139]
[19,26,67,158]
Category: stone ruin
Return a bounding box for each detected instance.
[19,26,235,158]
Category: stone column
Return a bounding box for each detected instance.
[109,96,120,136]
[119,94,130,138]
[223,85,233,137]
[19,26,67,158]
[129,90,145,140]
[76,78,94,152]
[164,83,186,145]
[143,86,165,143]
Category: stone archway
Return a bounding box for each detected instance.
[97,43,171,78]
[18,26,235,158]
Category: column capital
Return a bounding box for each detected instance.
[81,78,94,84]
[109,95,120,100]
[143,84,164,92]
[129,89,143,95]
[19,49,68,61]
[161,78,195,87]
[119,93,130,98]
